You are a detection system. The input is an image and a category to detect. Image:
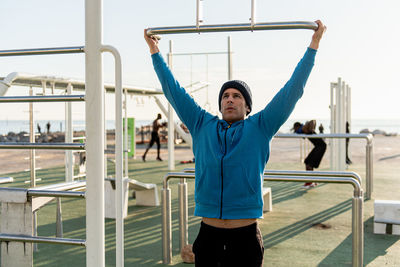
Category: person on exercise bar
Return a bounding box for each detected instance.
[144,20,326,267]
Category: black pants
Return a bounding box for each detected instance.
[148,131,160,150]
[192,222,264,267]
[304,138,327,168]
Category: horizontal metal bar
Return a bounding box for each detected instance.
[27,190,85,198]
[169,51,230,56]
[274,133,373,143]
[0,143,85,150]
[263,175,362,197]
[0,234,85,246]
[264,170,362,184]
[164,172,362,197]
[0,95,85,103]
[183,168,362,185]
[147,21,317,36]
[0,46,84,57]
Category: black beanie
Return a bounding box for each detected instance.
[219,80,252,115]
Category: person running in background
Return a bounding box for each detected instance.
[293,120,327,189]
[142,113,163,162]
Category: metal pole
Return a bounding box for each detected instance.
[27,190,85,198]
[0,234,86,246]
[227,36,232,80]
[31,81,38,255]
[41,80,46,96]
[178,178,188,252]
[0,46,85,57]
[366,143,373,199]
[29,87,36,187]
[0,143,84,150]
[101,45,124,267]
[65,83,73,182]
[146,21,318,36]
[85,0,105,266]
[352,194,364,267]
[0,95,85,102]
[162,187,172,264]
[104,88,107,179]
[56,198,63,238]
[196,0,204,30]
[124,88,129,175]
[250,0,257,28]
[167,40,175,170]
[335,78,341,171]
[330,81,336,170]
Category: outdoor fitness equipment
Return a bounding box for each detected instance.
[146,0,317,171]
[0,1,124,266]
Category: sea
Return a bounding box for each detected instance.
[0,119,399,136]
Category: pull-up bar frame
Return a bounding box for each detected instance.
[146,21,317,36]
[161,172,363,266]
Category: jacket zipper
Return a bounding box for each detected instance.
[220,125,230,219]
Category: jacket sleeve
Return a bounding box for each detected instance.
[152,52,209,134]
[254,47,317,138]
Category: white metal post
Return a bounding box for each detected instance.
[124,88,129,175]
[41,80,46,96]
[65,83,73,182]
[228,36,232,80]
[196,0,204,30]
[167,40,175,170]
[29,86,38,253]
[29,87,36,187]
[330,82,336,170]
[339,80,346,170]
[101,45,124,267]
[104,88,108,178]
[85,0,105,266]
[250,0,257,28]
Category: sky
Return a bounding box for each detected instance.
[0,0,399,122]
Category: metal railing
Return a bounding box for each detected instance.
[162,171,364,267]
[274,133,373,199]
[0,234,85,246]
[184,168,362,185]
[0,46,84,57]
[146,21,317,36]
[0,188,86,246]
[0,95,85,102]
[0,143,85,150]
[27,190,85,198]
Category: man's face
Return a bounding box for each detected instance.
[220,88,249,124]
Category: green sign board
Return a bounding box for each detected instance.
[123,117,135,157]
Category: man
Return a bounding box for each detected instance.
[292,120,327,189]
[145,20,326,267]
[142,113,163,162]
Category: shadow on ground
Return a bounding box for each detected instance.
[319,217,400,266]
[264,198,352,249]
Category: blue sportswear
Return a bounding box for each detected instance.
[152,47,316,219]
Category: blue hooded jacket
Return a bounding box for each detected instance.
[152,47,316,219]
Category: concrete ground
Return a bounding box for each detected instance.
[0,135,399,266]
